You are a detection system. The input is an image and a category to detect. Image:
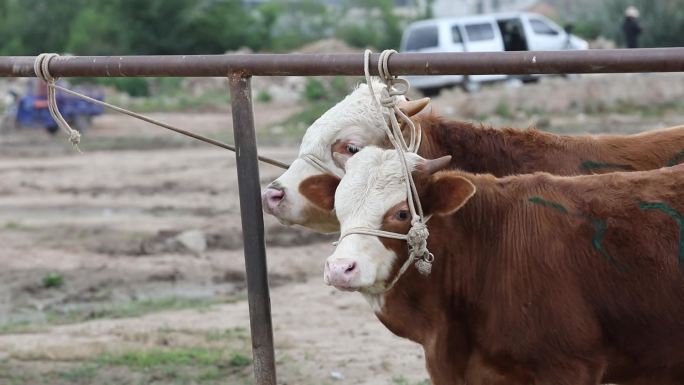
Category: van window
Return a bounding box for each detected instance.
[465,23,495,41]
[405,26,439,51]
[530,19,559,35]
[451,25,463,43]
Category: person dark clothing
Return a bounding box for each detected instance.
[622,16,642,48]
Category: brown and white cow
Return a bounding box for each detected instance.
[262,80,684,233]
[313,146,684,385]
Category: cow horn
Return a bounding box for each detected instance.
[398,97,430,117]
[418,155,452,175]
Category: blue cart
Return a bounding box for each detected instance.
[7,79,105,134]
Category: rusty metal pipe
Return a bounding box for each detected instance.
[2,48,684,77]
[229,74,277,385]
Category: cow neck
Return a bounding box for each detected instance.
[376,173,512,344]
[416,115,572,176]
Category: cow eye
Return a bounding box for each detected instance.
[395,210,409,221]
[346,143,362,154]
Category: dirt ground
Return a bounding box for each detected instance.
[0,103,428,385]
[1,74,683,385]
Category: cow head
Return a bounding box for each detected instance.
[317,147,475,293]
[262,80,429,233]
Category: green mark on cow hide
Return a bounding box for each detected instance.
[591,219,626,272]
[638,201,684,270]
[528,196,568,214]
[580,160,631,172]
[666,149,684,167]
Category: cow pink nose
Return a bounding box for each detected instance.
[262,185,285,214]
[325,259,358,288]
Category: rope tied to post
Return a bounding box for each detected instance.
[34,53,82,151]
[30,53,289,169]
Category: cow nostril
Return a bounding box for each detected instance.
[345,262,356,274]
[265,187,285,203]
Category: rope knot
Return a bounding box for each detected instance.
[69,130,81,145]
[380,95,397,108]
[407,221,429,256]
[407,221,433,276]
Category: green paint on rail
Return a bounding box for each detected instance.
[666,149,684,167]
[591,219,626,272]
[580,160,631,172]
[639,201,684,270]
[528,196,568,214]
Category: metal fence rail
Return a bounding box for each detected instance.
[2,48,684,77]
[1,48,683,385]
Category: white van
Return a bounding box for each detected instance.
[400,12,589,93]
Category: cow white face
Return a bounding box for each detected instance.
[261,81,429,233]
[322,147,475,294]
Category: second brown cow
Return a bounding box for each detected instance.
[316,146,684,385]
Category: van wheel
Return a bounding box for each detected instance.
[46,125,59,135]
[462,80,481,93]
[418,87,441,97]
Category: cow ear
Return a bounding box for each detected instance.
[298,174,341,211]
[397,97,430,117]
[424,175,476,216]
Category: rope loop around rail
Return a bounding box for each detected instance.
[34,53,82,151]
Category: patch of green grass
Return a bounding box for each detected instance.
[45,297,226,325]
[392,375,431,385]
[205,326,249,342]
[266,99,336,141]
[580,99,684,118]
[4,220,28,230]
[494,100,513,119]
[0,295,247,334]
[256,89,273,103]
[108,88,230,113]
[56,364,99,382]
[42,272,65,289]
[0,320,47,335]
[100,347,225,368]
[228,352,251,367]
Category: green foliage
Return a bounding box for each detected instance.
[494,100,513,119]
[571,20,603,40]
[558,0,684,47]
[42,272,64,289]
[257,89,273,103]
[0,0,417,56]
[336,0,403,50]
[228,353,251,367]
[100,347,225,368]
[304,79,327,102]
[98,78,150,97]
[392,375,431,385]
[267,0,337,52]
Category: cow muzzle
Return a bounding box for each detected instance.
[324,259,358,290]
[261,184,285,214]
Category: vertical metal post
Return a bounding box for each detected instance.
[229,73,277,385]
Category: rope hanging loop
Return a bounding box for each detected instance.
[34,53,82,151]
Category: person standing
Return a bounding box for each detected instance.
[622,6,642,48]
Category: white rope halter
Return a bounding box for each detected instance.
[334,50,434,294]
